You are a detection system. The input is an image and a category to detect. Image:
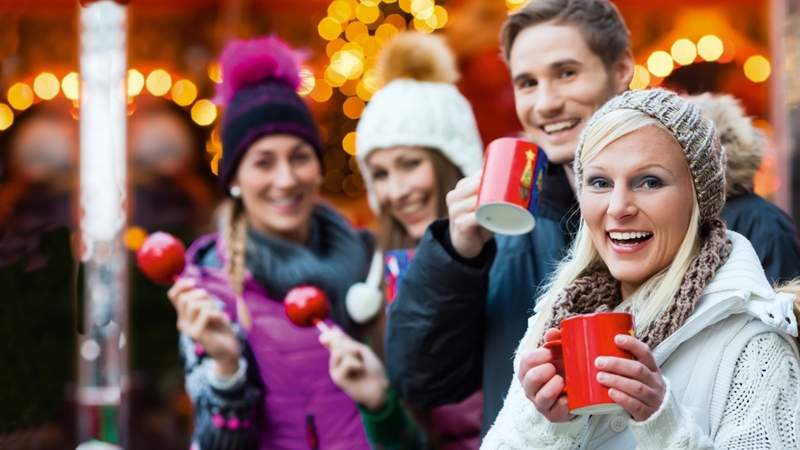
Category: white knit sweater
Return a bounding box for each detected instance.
[482,233,800,449]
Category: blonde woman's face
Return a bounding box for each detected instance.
[232,134,321,242]
[366,146,439,240]
[579,126,695,298]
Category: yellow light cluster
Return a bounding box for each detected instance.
[316,0,448,154]
[633,35,769,88]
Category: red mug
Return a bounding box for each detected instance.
[476,138,548,235]
[543,312,635,415]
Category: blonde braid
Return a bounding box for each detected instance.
[223,199,252,330]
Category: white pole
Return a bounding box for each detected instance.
[77,1,128,447]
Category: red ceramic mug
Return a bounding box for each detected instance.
[543,312,635,415]
[476,138,548,235]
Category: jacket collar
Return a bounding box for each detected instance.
[653,230,798,364]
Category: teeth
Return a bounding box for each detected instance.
[399,202,424,215]
[543,120,578,134]
[609,231,652,241]
[272,195,300,206]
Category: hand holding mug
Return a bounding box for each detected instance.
[595,334,666,421]
[518,328,573,423]
[168,278,242,376]
[446,173,493,259]
[320,326,389,412]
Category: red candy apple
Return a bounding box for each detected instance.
[284,286,329,328]
[136,231,187,285]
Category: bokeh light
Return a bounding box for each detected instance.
[123,226,148,251]
[127,69,145,96]
[207,62,222,84]
[33,72,60,100]
[191,99,217,126]
[146,69,172,96]
[298,69,316,96]
[356,3,380,24]
[0,103,14,131]
[328,0,354,22]
[318,17,343,41]
[8,82,34,110]
[61,72,80,101]
[342,131,357,155]
[670,39,697,66]
[647,51,674,78]
[629,64,651,90]
[171,79,198,106]
[697,35,724,62]
[343,96,365,119]
[744,55,771,83]
[310,80,333,102]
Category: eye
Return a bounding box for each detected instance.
[559,68,577,79]
[371,168,387,181]
[516,77,537,90]
[637,176,663,190]
[290,151,313,165]
[400,158,422,170]
[254,157,274,169]
[587,176,611,190]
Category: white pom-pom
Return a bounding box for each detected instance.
[346,282,383,324]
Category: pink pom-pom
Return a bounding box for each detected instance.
[214,35,306,106]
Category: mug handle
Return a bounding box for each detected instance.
[542,339,567,394]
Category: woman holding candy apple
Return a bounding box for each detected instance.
[165,36,374,450]
[482,89,800,449]
[320,32,485,450]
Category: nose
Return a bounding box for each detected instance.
[273,159,299,189]
[534,81,564,119]
[386,173,410,204]
[606,184,637,221]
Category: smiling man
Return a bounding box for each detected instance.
[385,0,634,433]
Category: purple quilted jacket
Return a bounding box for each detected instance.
[181,234,371,450]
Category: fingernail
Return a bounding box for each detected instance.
[596,372,607,382]
[615,335,626,344]
[595,357,606,368]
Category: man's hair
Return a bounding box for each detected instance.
[500,0,631,69]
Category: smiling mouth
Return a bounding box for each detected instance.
[608,231,654,246]
[540,119,581,135]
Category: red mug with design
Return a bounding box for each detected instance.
[476,138,548,235]
[543,311,635,415]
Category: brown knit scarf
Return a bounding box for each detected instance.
[543,219,732,349]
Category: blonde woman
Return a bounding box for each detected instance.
[166,36,373,449]
[483,89,799,449]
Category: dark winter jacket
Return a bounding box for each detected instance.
[385,164,579,433]
[721,192,800,284]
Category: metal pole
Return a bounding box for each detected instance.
[76,1,128,448]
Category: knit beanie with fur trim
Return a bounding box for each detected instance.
[355,32,483,213]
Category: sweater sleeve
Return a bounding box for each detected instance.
[180,327,262,450]
[385,219,496,408]
[357,387,427,449]
[480,319,589,450]
[629,333,800,450]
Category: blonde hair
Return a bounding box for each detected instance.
[529,109,701,345]
[219,198,252,329]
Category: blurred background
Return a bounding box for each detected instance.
[0,0,797,449]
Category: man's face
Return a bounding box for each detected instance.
[509,21,632,164]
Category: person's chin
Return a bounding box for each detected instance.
[540,141,578,165]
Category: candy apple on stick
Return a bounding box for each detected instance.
[284,286,331,333]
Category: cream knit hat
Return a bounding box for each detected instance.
[355,32,483,213]
[574,88,726,224]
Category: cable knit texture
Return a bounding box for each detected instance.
[544,219,732,349]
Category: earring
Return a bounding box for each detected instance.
[230,186,242,198]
